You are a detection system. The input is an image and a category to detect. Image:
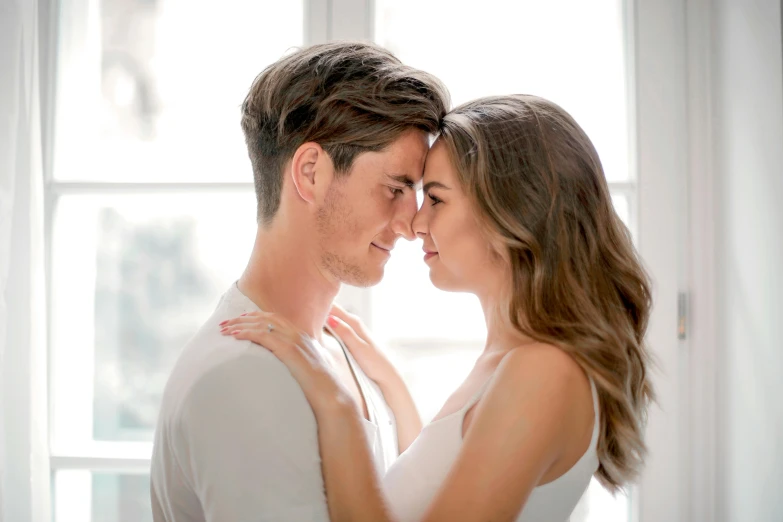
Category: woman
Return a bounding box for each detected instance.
[220,94,654,521]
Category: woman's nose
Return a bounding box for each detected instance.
[412,206,428,237]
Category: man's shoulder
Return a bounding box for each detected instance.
[156,342,320,464]
[159,327,314,428]
[151,337,326,518]
[189,341,301,397]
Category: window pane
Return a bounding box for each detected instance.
[387,341,481,423]
[375,0,630,183]
[54,470,151,522]
[371,239,487,343]
[55,0,303,182]
[374,5,634,520]
[579,479,630,522]
[611,191,633,235]
[50,192,256,447]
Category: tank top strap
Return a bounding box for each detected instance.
[588,377,601,445]
[463,360,602,441]
[463,378,492,413]
[461,349,517,413]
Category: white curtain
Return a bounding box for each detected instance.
[1,0,50,520]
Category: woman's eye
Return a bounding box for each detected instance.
[428,193,442,205]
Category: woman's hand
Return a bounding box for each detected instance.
[220,311,357,418]
[221,311,395,522]
[328,304,423,451]
[326,303,396,386]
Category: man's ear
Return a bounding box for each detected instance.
[290,142,332,204]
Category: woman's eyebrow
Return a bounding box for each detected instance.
[422,181,451,192]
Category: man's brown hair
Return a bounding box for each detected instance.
[241,41,450,224]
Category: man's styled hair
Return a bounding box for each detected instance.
[241,41,450,224]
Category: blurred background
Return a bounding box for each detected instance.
[1,0,781,521]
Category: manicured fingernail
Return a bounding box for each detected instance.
[240,313,248,316]
[230,330,240,335]
[219,320,228,326]
[327,315,338,327]
[220,327,228,333]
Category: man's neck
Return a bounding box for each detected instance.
[237,227,338,340]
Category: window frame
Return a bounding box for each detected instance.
[28,1,699,521]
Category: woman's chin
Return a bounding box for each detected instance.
[428,270,467,293]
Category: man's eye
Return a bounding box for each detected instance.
[390,187,405,196]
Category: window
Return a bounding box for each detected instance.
[49,1,303,519]
[370,1,634,520]
[49,1,637,520]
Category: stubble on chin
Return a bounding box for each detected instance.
[320,251,372,287]
[316,184,373,287]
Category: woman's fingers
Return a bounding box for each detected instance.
[327,305,392,384]
[328,302,354,322]
[328,303,360,328]
[230,326,296,358]
[221,313,303,345]
[229,323,320,368]
[220,311,285,331]
[230,327,319,385]
[328,303,370,340]
[219,311,265,329]
[222,311,360,417]
[229,325,348,412]
[327,314,368,352]
[227,324,272,347]
[221,310,296,329]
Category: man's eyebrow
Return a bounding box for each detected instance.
[386,174,416,189]
[423,181,451,193]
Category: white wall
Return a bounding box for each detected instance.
[712,1,783,520]
[634,2,689,521]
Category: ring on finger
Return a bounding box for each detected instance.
[267,323,275,333]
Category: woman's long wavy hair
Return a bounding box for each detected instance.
[438,95,654,490]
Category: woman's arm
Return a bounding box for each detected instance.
[315,399,396,522]
[221,313,591,522]
[327,306,423,451]
[224,312,396,522]
[418,345,593,521]
[374,369,423,452]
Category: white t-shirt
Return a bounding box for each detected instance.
[151,283,398,522]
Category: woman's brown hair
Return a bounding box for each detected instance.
[439,94,654,490]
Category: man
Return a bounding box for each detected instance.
[151,41,449,521]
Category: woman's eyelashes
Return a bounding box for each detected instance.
[427,193,442,205]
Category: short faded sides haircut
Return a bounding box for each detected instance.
[241,41,450,224]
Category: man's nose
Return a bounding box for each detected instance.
[390,192,418,240]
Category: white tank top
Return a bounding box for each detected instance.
[382,376,600,522]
